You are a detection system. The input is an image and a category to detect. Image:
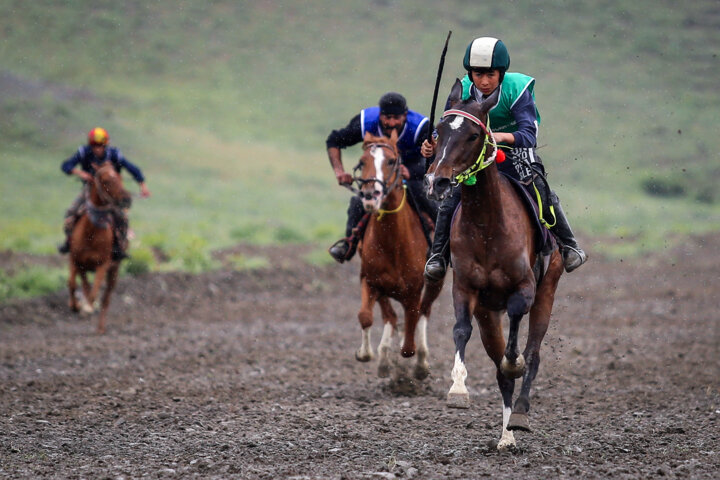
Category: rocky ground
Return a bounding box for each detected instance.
[0,235,718,479]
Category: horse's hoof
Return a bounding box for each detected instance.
[500,354,526,379]
[507,412,531,432]
[413,364,430,380]
[377,361,391,378]
[355,351,373,362]
[446,392,470,409]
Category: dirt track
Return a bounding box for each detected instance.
[1,235,719,479]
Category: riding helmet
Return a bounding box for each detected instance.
[88,127,110,146]
[463,37,510,74]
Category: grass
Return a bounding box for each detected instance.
[1,0,719,300]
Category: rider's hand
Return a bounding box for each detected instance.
[76,170,93,182]
[421,139,436,158]
[336,171,353,186]
[139,183,151,198]
[400,165,410,180]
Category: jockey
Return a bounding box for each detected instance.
[327,92,438,263]
[421,37,587,280]
[58,127,151,261]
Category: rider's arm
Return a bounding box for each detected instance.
[326,114,363,185]
[113,149,146,183]
[505,89,539,148]
[61,147,93,181]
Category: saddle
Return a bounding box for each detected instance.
[500,171,558,283]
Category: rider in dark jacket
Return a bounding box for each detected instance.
[327,92,437,262]
[58,127,151,260]
[421,37,587,280]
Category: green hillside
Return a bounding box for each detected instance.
[1,0,719,276]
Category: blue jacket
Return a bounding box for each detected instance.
[61,145,145,183]
[360,107,429,179]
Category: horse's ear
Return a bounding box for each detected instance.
[479,87,500,116]
[363,131,374,148]
[389,128,398,144]
[447,78,463,107]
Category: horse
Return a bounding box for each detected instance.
[353,130,444,381]
[424,79,564,451]
[67,162,132,334]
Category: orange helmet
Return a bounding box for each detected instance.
[87,127,109,146]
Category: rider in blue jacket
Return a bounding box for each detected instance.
[58,127,151,260]
[327,92,437,262]
[421,37,587,280]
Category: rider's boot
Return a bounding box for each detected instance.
[550,197,587,273]
[57,218,74,254]
[329,197,364,264]
[424,199,454,282]
[57,237,70,254]
[328,239,350,263]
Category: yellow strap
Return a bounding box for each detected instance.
[533,182,556,228]
[377,184,407,221]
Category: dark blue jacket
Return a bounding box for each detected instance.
[326,108,430,180]
[61,145,145,183]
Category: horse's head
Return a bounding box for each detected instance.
[355,130,402,213]
[424,78,500,201]
[91,162,132,209]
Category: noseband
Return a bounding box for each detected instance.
[441,109,498,186]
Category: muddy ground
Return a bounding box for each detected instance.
[0,234,718,479]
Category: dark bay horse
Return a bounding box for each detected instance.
[425,80,564,451]
[354,130,443,380]
[68,162,132,334]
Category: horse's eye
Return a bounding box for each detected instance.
[468,134,479,142]
[388,160,396,166]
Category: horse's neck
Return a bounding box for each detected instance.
[372,187,415,234]
[460,166,508,228]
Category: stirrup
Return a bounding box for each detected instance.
[562,245,587,273]
[424,253,447,282]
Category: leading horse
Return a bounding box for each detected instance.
[354,130,444,380]
[67,162,132,334]
[425,80,564,450]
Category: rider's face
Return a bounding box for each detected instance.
[379,113,406,136]
[91,145,106,159]
[470,69,501,96]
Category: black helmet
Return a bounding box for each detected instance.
[379,92,408,115]
[463,37,510,73]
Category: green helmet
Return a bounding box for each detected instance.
[463,37,510,73]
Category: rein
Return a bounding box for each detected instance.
[442,109,498,186]
[377,184,407,221]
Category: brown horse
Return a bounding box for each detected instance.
[354,130,444,380]
[424,80,564,451]
[67,162,132,334]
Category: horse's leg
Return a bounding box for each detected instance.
[97,263,120,335]
[447,286,476,409]
[87,263,110,319]
[79,271,94,314]
[500,282,535,379]
[356,278,378,362]
[509,259,563,432]
[414,278,444,380]
[477,307,517,451]
[377,296,398,378]
[68,262,79,312]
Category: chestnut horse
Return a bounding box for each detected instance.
[424,80,564,451]
[354,130,444,380]
[67,162,132,334]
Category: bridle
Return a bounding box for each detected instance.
[441,108,498,186]
[351,142,403,198]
